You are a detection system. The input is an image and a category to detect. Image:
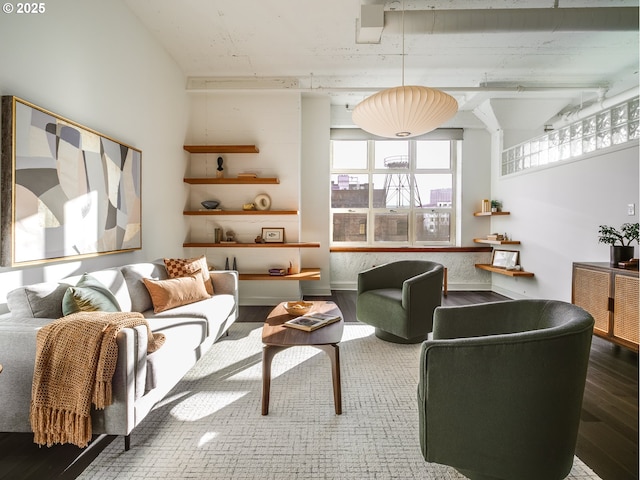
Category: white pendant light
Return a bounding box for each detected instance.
[352,4,458,138]
[352,85,458,138]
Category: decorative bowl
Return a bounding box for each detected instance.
[284,301,313,316]
[201,200,220,209]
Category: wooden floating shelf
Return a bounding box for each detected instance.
[184,242,321,248]
[184,177,279,185]
[473,211,511,216]
[473,238,521,245]
[239,268,321,281]
[184,145,259,154]
[184,210,298,216]
[475,264,534,277]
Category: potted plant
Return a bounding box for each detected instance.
[598,223,639,265]
[490,200,502,213]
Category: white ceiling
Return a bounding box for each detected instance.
[124,0,639,130]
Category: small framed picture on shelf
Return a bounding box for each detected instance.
[491,249,519,268]
[262,227,285,243]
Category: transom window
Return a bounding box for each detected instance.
[330,133,459,246]
[501,96,639,176]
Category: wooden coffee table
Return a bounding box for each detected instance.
[262,301,344,415]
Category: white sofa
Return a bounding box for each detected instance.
[0,260,238,450]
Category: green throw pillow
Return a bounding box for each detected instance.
[62,273,122,316]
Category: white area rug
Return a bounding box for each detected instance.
[79,323,601,480]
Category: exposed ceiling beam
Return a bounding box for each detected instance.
[186,76,608,95]
[377,0,638,11]
[380,7,639,34]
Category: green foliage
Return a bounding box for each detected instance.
[598,223,640,246]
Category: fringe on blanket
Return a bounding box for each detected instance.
[31,406,93,448]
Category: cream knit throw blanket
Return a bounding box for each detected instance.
[30,311,166,448]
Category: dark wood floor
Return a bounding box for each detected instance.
[236,290,514,323]
[577,334,639,480]
[0,291,637,480]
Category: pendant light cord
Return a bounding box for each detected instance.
[401,0,405,86]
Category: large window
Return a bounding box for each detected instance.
[331,134,459,246]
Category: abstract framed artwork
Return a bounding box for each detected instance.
[1,96,142,266]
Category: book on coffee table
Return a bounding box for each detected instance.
[284,312,341,332]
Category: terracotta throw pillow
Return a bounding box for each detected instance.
[164,256,214,295]
[142,274,210,313]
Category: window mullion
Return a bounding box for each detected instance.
[409,141,416,245]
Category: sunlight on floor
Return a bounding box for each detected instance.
[153,390,191,409]
[170,390,250,421]
[197,431,218,448]
[341,325,375,342]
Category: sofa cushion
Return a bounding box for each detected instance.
[164,256,214,295]
[142,275,210,313]
[63,269,133,313]
[7,283,68,319]
[145,293,236,339]
[143,315,209,393]
[121,262,168,313]
[62,273,122,315]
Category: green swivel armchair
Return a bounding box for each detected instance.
[356,260,444,343]
[418,299,594,480]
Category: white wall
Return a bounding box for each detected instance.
[301,95,332,296]
[0,0,187,310]
[490,141,639,301]
[460,129,494,245]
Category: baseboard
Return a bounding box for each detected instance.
[300,286,333,296]
[491,285,528,299]
[239,296,294,306]
[446,283,493,291]
[329,281,357,291]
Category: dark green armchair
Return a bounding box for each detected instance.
[356,260,444,343]
[418,299,594,480]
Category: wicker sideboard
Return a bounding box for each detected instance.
[572,262,639,352]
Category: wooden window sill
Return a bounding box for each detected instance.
[330,246,492,253]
